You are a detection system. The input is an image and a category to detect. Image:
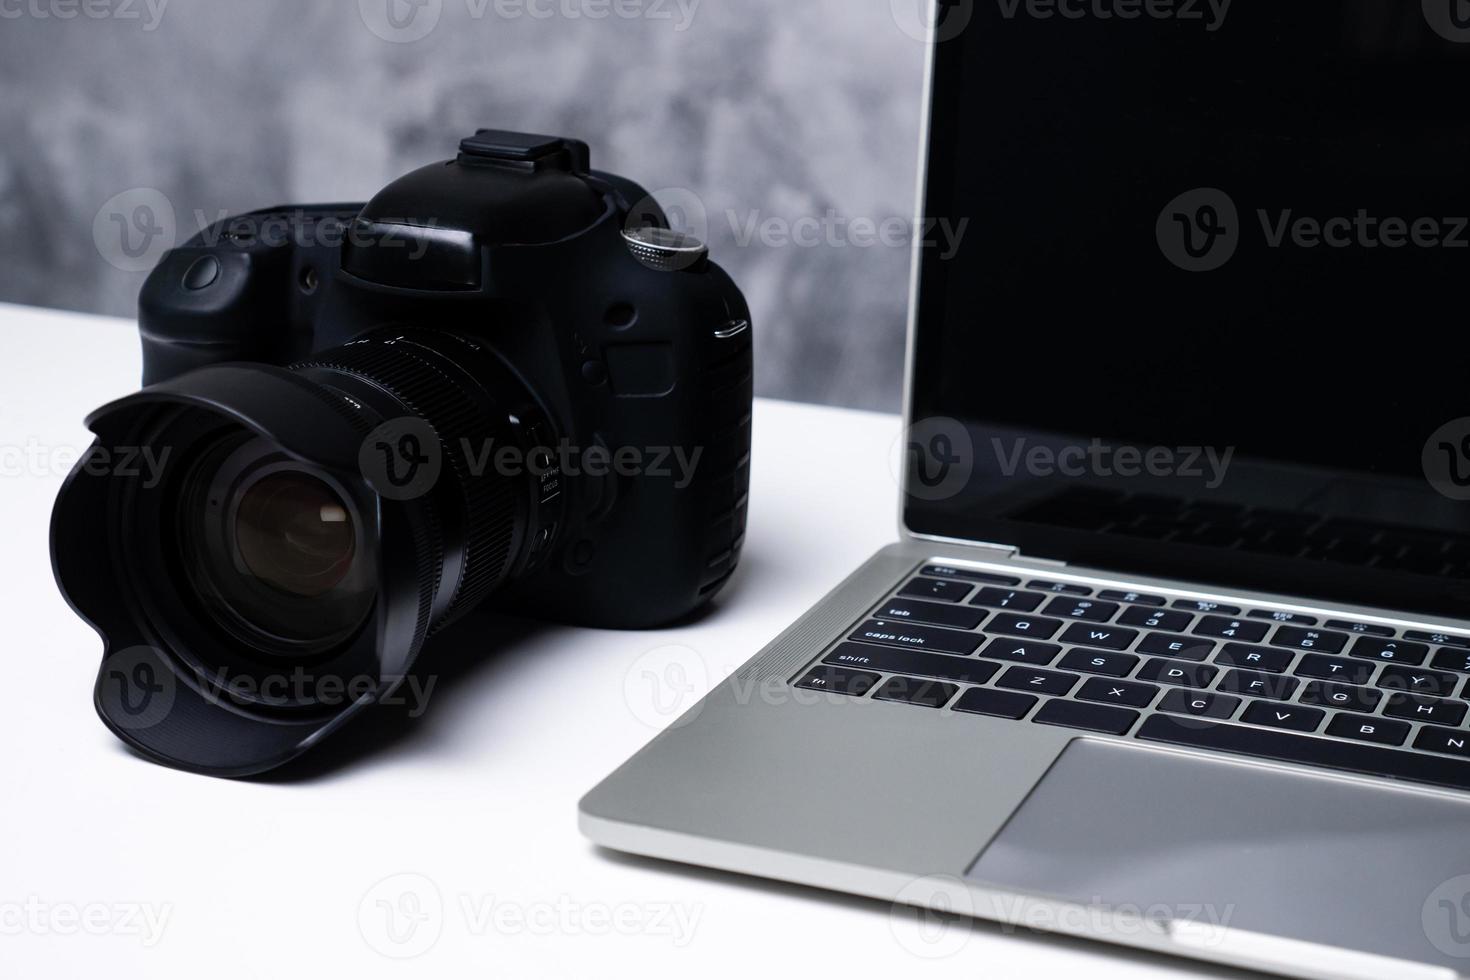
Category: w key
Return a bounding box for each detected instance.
[1058,622,1138,651]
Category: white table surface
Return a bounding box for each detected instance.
[0,303,1220,979]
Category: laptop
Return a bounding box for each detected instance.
[581,4,1470,976]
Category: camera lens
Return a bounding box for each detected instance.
[176,434,376,656]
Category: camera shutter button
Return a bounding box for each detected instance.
[183,255,221,291]
[621,228,708,272]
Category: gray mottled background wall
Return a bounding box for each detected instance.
[0,0,932,410]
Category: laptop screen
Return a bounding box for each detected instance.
[906,1,1470,620]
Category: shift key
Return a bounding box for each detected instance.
[849,620,982,655]
[824,644,1000,686]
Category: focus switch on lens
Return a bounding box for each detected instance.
[621,228,709,273]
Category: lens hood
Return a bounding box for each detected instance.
[52,363,438,777]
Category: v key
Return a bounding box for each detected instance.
[1243,701,1325,733]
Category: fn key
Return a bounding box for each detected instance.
[1033,700,1139,735]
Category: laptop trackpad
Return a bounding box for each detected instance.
[968,739,1470,972]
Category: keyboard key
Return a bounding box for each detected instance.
[1294,653,1375,685]
[1385,694,1468,727]
[1271,627,1349,653]
[849,620,982,656]
[1033,699,1139,735]
[970,587,1045,612]
[1326,619,1395,637]
[823,645,1000,686]
[1415,727,1470,759]
[1300,680,1381,713]
[1406,630,1470,649]
[1432,649,1470,675]
[898,578,972,604]
[1349,637,1429,666]
[872,676,960,709]
[1326,713,1410,747]
[1241,700,1324,733]
[1194,616,1270,642]
[876,599,988,631]
[1214,643,1295,674]
[1172,599,1242,615]
[794,665,881,697]
[1138,659,1217,687]
[1077,677,1158,708]
[921,565,1020,585]
[996,667,1080,697]
[1118,607,1194,632]
[1029,580,1091,596]
[1139,715,1470,791]
[978,637,1062,666]
[1218,670,1299,701]
[1044,597,1120,623]
[1058,622,1139,651]
[1059,649,1140,678]
[1376,664,1460,698]
[1137,632,1215,662]
[988,613,1064,640]
[1249,610,1318,626]
[1100,590,1166,607]
[1159,688,1240,720]
[952,688,1036,720]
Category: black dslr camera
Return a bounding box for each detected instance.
[52,131,753,777]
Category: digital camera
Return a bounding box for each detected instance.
[51,130,753,777]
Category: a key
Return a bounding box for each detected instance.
[1248,610,1318,626]
[1058,649,1139,678]
[1349,637,1429,666]
[1217,670,1299,701]
[1032,699,1139,735]
[996,667,1080,697]
[823,645,999,686]
[1377,664,1460,698]
[875,599,988,631]
[1415,727,1470,759]
[921,565,1020,585]
[1271,626,1349,653]
[1158,688,1240,720]
[988,613,1064,640]
[1118,607,1194,632]
[1325,713,1410,747]
[1294,653,1375,685]
[1406,630,1470,649]
[1214,643,1294,674]
[1137,659,1217,687]
[872,676,960,709]
[794,665,881,697]
[1172,599,1242,615]
[1030,581,1091,596]
[1326,619,1394,637]
[1194,616,1270,642]
[1100,590,1167,607]
[1241,700,1324,733]
[1057,623,1138,651]
[1300,680,1381,713]
[1137,632,1215,662]
[1043,597,1120,622]
[952,687,1037,719]
[1431,649,1470,675]
[977,637,1062,666]
[1076,677,1157,708]
[897,578,972,604]
[970,587,1045,612]
[1384,694,1468,728]
[849,620,982,656]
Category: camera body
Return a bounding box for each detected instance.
[52,131,752,775]
[137,131,751,630]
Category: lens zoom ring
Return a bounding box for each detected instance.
[297,340,519,622]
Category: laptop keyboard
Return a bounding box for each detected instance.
[792,562,1470,793]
